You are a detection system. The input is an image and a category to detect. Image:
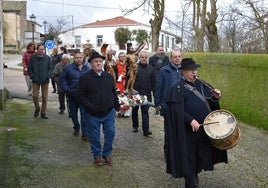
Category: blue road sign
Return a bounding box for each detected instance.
[45,40,55,49]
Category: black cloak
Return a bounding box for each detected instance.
[165,80,228,178]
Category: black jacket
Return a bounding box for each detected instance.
[149,53,169,77]
[133,63,156,102]
[76,70,120,117]
[28,53,52,84]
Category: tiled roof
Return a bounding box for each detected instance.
[80,16,149,28]
[3,1,26,12]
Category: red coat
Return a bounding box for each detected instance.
[22,50,35,75]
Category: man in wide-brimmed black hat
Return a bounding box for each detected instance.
[165,57,228,188]
[76,51,120,166]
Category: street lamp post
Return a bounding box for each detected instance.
[29,14,36,42]
[43,20,47,35]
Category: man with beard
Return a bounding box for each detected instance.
[149,45,169,78]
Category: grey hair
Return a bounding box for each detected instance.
[62,54,70,59]
[139,50,148,57]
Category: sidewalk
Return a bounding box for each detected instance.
[3,54,23,70]
[1,54,268,188]
[3,54,57,100]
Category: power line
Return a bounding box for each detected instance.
[32,0,126,10]
[32,0,181,13]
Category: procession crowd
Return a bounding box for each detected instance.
[21,41,227,188]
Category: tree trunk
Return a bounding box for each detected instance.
[150,0,165,52]
[205,0,219,52]
[192,0,206,52]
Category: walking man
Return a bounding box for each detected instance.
[76,52,120,166]
[60,52,90,140]
[28,44,52,119]
[132,51,156,136]
[154,49,183,160]
[52,54,71,115]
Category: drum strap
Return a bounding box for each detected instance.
[184,83,211,112]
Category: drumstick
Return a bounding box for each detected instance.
[200,121,219,126]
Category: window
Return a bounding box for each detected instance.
[161,34,164,46]
[75,36,81,47]
[165,36,169,48]
[172,37,175,49]
[97,35,103,46]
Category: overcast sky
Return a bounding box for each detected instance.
[27,0,181,27]
[28,0,264,35]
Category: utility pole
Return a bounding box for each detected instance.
[0,0,4,108]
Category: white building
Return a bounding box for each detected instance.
[59,16,179,53]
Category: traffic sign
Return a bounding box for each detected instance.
[45,40,55,49]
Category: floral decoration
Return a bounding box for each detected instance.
[118,94,149,110]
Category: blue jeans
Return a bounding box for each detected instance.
[68,96,86,133]
[132,105,150,133]
[85,109,116,158]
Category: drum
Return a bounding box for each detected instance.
[203,109,241,150]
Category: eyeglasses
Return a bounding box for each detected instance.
[141,57,147,59]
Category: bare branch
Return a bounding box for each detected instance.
[121,0,149,16]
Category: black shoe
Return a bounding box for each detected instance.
[82,132,88,141]
[143,131,152,137]
[59,110,64,114]
[34,110,40,117]
[73,129,79,136]
[51,90,56,93]
[41,113,48,119]
[133,127,138,133]
[68,112,71,118]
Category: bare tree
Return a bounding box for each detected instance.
[179,1,191,50]
[224,14,238,53]
[43,18,68,45]
[191,0,207,52]
[149,0,165,51]
[122,0,165,51]
[232,0,268,53]
[243,0,268,53]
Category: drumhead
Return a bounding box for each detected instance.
[203,110,237,139]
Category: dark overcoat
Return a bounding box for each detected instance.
[165,79,228,178]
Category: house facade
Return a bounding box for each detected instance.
[2,0,42,53]
[2,0,27,52]
[59,16,179,53]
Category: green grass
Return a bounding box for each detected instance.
[182,52,268,130]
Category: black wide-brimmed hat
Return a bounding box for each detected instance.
[88,52,105,63]
[180,58,200,70]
